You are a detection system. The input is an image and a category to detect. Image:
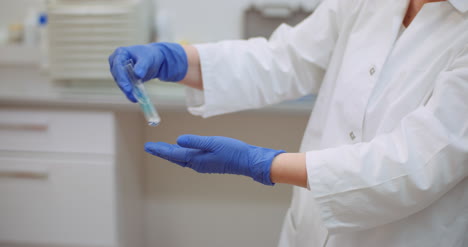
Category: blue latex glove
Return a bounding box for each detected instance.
[108,42,188,102]
[145,135,286,185]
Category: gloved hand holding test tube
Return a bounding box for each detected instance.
[109,43,188,125]
[124,60,161,126]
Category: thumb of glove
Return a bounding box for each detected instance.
[133,58,151,80]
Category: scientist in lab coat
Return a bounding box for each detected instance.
[109,0,468,246]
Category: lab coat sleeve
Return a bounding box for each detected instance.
[306,47,468,234]
[186,0,354,118]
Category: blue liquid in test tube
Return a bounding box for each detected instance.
[125,60,161,126]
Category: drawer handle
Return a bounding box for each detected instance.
[0,167,49,179]
[0,122,49,131]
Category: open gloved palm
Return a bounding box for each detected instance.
[145,135,285,185]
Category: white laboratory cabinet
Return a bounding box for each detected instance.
[0,108,144,247]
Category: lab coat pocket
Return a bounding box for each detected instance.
[372,69,436,132]
[277,208,297,247]
[387,69,435,107]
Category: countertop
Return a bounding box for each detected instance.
[0,45,315,115]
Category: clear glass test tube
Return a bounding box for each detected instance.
[125,60,161,126]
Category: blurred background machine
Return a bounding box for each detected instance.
[46,0,152,82]
[243,4,313,39]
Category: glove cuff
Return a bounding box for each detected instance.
[151,42,189,82]
[252,148,286,186]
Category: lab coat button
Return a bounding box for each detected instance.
[370,67,376,76]
[349,131,356,140]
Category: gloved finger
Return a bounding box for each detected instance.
[177,135,218,152]
[144,143,187,167]
[145,142,203,165]
[111,59,137,103]
[109,47,130,75]
[108,52,116,69]
[133,56,153,81]
[109,49,137,102]
[145,142,209,169]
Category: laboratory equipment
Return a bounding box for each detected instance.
[125,60,161,126]
[23,8,39,46]
[46,0,152,82]
[243,5,313,39]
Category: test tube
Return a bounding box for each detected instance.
[125,60,161,126]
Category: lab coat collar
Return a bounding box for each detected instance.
[449,0,468,13]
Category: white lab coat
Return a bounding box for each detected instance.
[187,0,468,246]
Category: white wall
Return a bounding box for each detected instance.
[143,110,309,247]
[0,0,44,25]
[154,0,320,42]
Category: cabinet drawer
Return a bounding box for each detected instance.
[0,109,114,154]
[0,157,117,246]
